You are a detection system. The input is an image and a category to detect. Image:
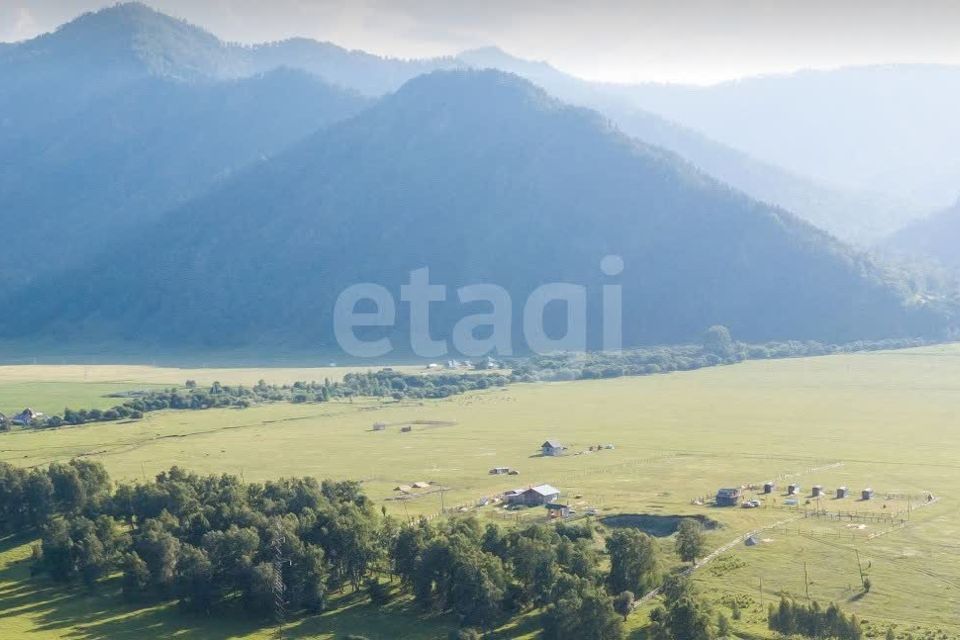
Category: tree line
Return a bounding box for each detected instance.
[0,460,735,639]
[1,370,512,431]
[0,327,934,434]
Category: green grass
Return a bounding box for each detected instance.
[2,346,960,638]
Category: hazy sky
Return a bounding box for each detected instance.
[2,0,960,83]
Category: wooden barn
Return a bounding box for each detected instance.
[506,484,561,506]
[716,487,742,507]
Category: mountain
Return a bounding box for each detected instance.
[0,3,243,140]
[247,38,456,96]
[0,3,433,139]
[885,199,960,272]
[617,65,960,210]
[455,48,927,243]
[0,68,368,288]
[2,71,949,352]
[0,4,372,289]
[1,5,926,245]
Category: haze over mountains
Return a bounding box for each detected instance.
[0,3,955,355]
[619,66,960,210]
[887,198,960,273]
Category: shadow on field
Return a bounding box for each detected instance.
[0,544,455,640]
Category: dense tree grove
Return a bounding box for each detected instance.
[648,574,715,640]
[768,597,863,640]
[1,460,694,638]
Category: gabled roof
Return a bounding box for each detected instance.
[542,440,564,448]
[528,484,560,496]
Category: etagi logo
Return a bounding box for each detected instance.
[333,255,624,358]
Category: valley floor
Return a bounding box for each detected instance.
[2,346,960,638]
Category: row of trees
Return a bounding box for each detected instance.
[4,369,513,431]
[517,326,933,383]
[2,460,727,639]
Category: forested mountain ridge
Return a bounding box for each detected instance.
[1,4,921,246]
[0,68,369,287]
[455,47,926,243]
[1,70,950,352]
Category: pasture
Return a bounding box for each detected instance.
[1,346,959,638]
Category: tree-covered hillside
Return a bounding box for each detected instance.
[2,70,950,352]
[0,68,368,288]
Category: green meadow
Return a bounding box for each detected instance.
[1,346,959,638]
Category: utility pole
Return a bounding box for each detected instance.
[855,549,865,588]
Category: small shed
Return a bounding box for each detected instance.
[744,535,759,547]
[541,440,566,457]
[836,486,849,499]
[812,485,823,497]
[716,487,742,507]
[401,426,412,433]
[372,422,387,432]
[787,484,800,496]
[545,503,571,519]
[763,482,776,494]
[861,488,874,500]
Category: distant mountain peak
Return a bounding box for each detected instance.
[457,46,557,76]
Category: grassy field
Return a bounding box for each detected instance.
[1,346,960,638]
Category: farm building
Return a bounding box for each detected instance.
[372,422,387,431]
[836,486,849,498]
[812,485,823,497]
[763,482,776,494]
[506,484,561,506]
[400,426,412,433]
[541,440,566,456]
[545,503,571,519]
[861,488,874,500]
[787,484,800,496]
[716,487,742,506]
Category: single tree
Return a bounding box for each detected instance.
[676,518,706,564]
